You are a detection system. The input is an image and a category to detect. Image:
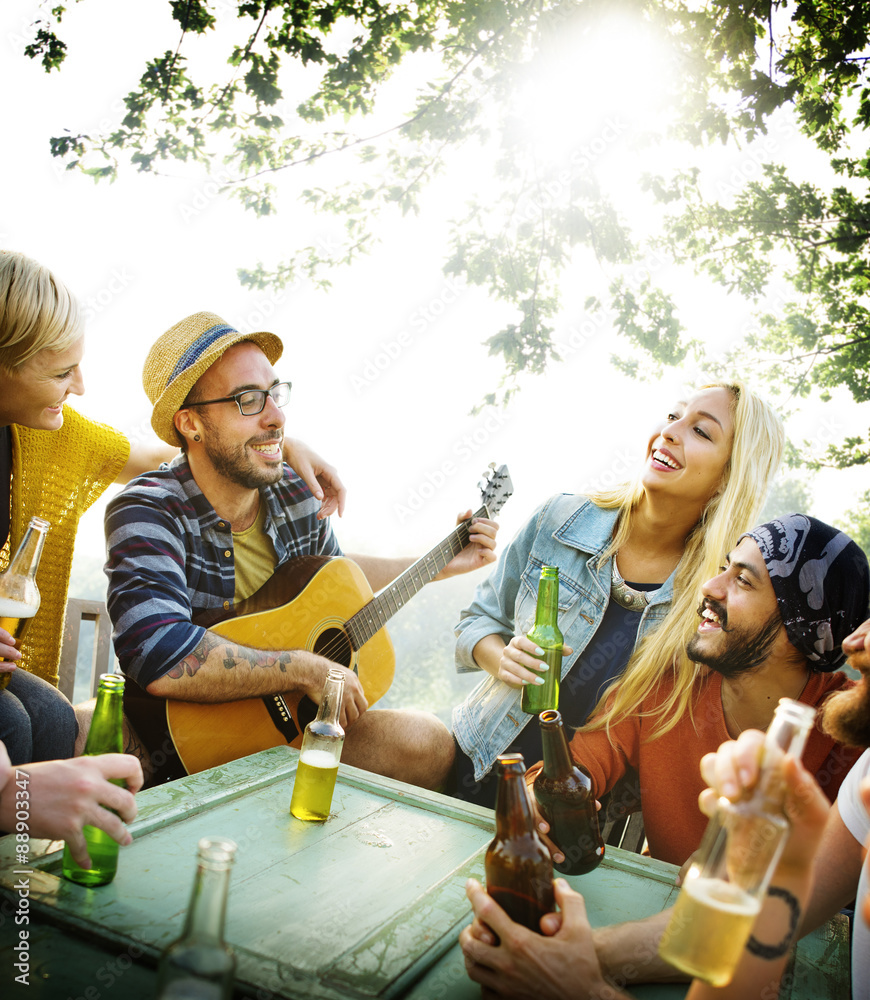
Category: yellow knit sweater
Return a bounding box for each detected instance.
[2,408,129,685]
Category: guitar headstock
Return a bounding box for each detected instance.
[479,464,514,519]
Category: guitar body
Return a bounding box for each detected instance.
[166,556,395,774]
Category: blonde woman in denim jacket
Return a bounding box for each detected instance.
[448,384,784,805]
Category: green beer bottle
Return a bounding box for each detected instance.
[61,672,126,886]
[156,837,237,1000]
[521,565,563,714]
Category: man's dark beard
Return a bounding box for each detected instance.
[686,609,783,678]
[820,679,870,747]
[198,412,283,490]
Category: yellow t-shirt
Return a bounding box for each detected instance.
[3,407,129,685]
[233,501,277,602]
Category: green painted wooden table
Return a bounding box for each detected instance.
[0,747,850,998]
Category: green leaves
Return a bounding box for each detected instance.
[15,0,870,461]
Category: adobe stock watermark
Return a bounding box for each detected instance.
[581,447,643,495]
[177,168,235,224]
[351,274,467,393]
[10,768,34,986]
[81,267,135,324]
[394,410,511,524]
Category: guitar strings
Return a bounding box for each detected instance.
[306,517,475,664]
[283,472,510,666]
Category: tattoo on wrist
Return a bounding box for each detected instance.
[746,887,801,960]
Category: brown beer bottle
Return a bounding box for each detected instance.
[485,753,555,933]
[534,709,605,875]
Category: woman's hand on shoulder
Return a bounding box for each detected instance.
[282,438,346,519]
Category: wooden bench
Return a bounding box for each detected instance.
[58,598,113,701]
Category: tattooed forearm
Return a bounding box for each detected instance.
[247,648,292,672]
[166,632,294,679]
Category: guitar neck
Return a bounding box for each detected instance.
[346,504,488,648]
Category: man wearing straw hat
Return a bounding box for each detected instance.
[104,312,498,786]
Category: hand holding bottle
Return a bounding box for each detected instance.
[0,624,21,663]
[303,660,367,729]
[659,699,820,986]
[461,877,625,1000]
[496,635,574,689]
[0,741,142,868]
[697,730,830,879]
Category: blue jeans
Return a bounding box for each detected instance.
[0,669,77,765]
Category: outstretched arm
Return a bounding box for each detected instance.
[0,742,143,870]
[144,631,368,729]
[684,734,831,1000]
[349,512,498,593]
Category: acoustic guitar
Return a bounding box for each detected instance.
[165,464,514,773]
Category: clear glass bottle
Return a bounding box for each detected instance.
[485,753,555,933]
[61,672,126,885]
[521,565,563,715]
[0,516,49,690]
[156,837,237,1000]
[290,667,345,821]
[658,698,817,986]
[534,709,605,875]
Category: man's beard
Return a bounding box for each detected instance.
[820,676,870,747]
[686,601,783,679]
[203,431,283,490]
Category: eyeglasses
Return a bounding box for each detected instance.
[186,381,292,416]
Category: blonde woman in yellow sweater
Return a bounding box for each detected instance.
[0,250,343,767]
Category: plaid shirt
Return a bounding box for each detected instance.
[105,455,341,688]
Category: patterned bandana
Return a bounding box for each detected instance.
[740,513,870,670]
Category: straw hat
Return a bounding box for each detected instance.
[143,312,284,444]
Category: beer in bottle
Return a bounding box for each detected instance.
[156,837,237,1000]
[521,565,562,714]
[61,672,127,886]
[485,753,555,933]
[290,667,345,821]
[658,698,817,986]
[0,516,49,691]
[534,709,604,875]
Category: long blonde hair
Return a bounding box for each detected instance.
[582,381,784,739]
[0,252,82,371]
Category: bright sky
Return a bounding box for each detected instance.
[2,0,866,583]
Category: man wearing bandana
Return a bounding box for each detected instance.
[460,513,870,1000]
[522,513,870,868]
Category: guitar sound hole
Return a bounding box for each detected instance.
[313,628,354,670]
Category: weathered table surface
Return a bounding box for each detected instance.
[0,746,850,998]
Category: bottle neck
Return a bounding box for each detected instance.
[495,761,537,839]
[8,520,48,579]
[750,701,815,812]
[181,863,232,944]
[85,677,125,755]
[535,573,559,626]
[314,671,345,727]
[540,719,574,778]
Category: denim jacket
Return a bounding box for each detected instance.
[452,494,676,780]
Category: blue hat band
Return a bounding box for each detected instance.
[168,324,238,385]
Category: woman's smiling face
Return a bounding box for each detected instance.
[0,336,85,431]
[641,386,735,508]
